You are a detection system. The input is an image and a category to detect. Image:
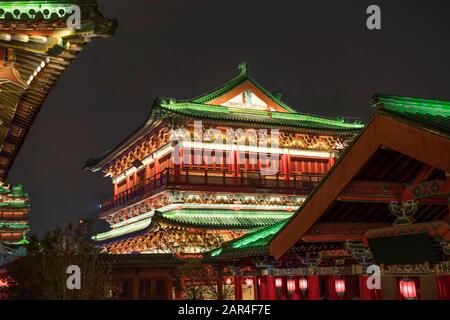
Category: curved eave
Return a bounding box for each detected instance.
[0,7,116,178]
[92,219,153,244]
[155,211,292,230]
[158,103,364,132]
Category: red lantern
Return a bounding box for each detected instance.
[335,278,346,296]
[275,277,283,288]
[245,277,254,287]
[298,277,308,292]
[287,278,296,293]
[225,277,232,285]
[399,278,417,300]
[0,279,7,288]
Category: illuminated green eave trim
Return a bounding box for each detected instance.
[159,210,293,228]
[230,219,288,249]
[0,202,29,208]
[92,218,152,242]
[157,100,364,130]
[0,1,77,20]
[0,222,30,229]
[373,94,450,117]
[10,237,29,245]
[209,219,289,257]
[372,94,450,133]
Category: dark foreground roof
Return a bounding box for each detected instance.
[101,253,183,267]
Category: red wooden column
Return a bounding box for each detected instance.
[154,158,160,176]
[359,275,372,300]
[174,147,183,174]
[234,275,242,300]
[113,183,118,197]
[233,150,238,177]
[145,164,151,179]
[280,154,290,180]
[328,157,336,170]
[266,276,276,300]
[328,276,341,300]
[133,171,138,187]
[437,276,450,300]
[258,276,267,300]
[280,277,287,300]
[307,275,321,300]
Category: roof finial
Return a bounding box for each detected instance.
[238,62,249,76]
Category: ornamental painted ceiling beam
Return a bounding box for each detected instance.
[302,222,391,244]
[338,179,450,204]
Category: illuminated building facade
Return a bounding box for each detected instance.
[86,63,363,255]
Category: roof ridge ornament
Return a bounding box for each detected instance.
[238,62,249,76]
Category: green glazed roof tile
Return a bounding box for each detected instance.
[157,100,364,131]
[209,219,289,258]
[372,94,450,134]
[157,210,293,229]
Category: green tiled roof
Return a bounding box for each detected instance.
[92,218,152,242]
[209,219,289,258]
[156,99,364,131]
[101,253,183,266]
[372,94,450,134]
[0,1,103,21]
[0,222,30,230]
[0,183,28,197]
[190,67,298,113]
[85,64,364,170]
[157,210,293,229]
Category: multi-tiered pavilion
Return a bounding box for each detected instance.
[85,63,363,256]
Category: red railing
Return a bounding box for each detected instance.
[100,168,324,213]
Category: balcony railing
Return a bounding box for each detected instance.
[100,168,324,213]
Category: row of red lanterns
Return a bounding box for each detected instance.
[225,276,417,300]
[224,276,309,292]
[224,277,345,296]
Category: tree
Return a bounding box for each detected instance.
[175,260,233,300]
[6,224,111,300]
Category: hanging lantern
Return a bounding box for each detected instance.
[0,279,8,288]
[287,278,296,293]
[399,278,417,300]
[225,277,232,285]
[275,277,283,288]
[245,277,254,287]
[335,278,346,296]
[298,277,308,293]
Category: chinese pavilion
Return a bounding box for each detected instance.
[0,0,116,258]
[208,94,450,300]
[85,63,363,255]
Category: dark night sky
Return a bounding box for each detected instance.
[8,0,450,236]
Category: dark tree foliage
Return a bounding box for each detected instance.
[6,224,111,300]
[175,260,233,300]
